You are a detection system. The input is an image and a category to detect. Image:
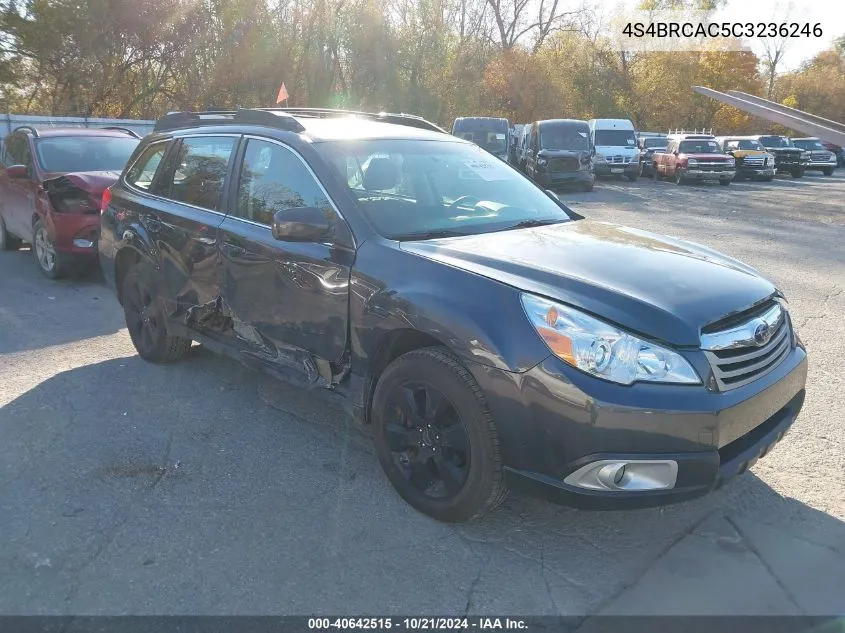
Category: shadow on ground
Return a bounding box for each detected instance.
[1,352,843,615]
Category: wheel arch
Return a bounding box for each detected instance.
[114,245,155,305]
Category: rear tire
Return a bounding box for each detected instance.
[32,219,68,279]
[122,262,192,363]
[372,347,507,522]
[0,216,22,251]
[719,179,731,186]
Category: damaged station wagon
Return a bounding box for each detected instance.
[100,108,808,522]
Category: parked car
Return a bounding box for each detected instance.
[588,119,640,181]
[714,137,775,181]
[822,141,845,167]
[637,135,668,177]
[509,124,524,165]
[100,107,807,522]
[0,126,140,277]
[652,133,736,185]
[451,117,509,162]
[524,119,594,191]
[790,137,837,175]
[751,135,807,177]
[516,125,531,172]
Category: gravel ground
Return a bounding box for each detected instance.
[1,171,843,616]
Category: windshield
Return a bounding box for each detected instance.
[678,139,720,153]
[455,130,507,155]
[642,137,667,149]
[317,139,572,240]
[594,129,636,148]
[793,139,824,150]
[539,126,589,151]
[732,139,764,150]
[35,136,139,173]
[759,136,791,148]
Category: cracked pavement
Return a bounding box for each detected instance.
[1,172,844,615]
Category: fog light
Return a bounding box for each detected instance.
[73,238,95,248]
[564,459,678,491]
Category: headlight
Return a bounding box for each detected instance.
[829,152,837,161]
[521,294,701,386]
[537,158,547,166]
[726,157,735,166]
[594,153,606,162]
[687,158,698,166]
[801,151,811,159]
[766,153,775,164]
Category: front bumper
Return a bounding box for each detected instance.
[736,166,775,179]
[469,343,807,509]
[594,162,639,177]
[683,168,736,181]
[805,159,837,171]
[45,212,100,256]
[533,170,594,188]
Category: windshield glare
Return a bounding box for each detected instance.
[679,140,720,153]
[539,126,589,151]
[594,129,636,147]
[760,136,791,148]
[318,139,571,240]
[35,136,139,173]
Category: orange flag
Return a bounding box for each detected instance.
[276,82,289,104]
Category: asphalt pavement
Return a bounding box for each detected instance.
[1,172,844,616]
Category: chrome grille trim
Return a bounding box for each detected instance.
[701,303,793,391]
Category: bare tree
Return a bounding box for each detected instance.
[761,1,794,99]
[485,0,583,51]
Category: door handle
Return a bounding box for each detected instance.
[143,213,162,232]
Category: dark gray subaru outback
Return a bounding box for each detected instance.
[99,108,807,522]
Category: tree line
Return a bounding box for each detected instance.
[0,0,843,134]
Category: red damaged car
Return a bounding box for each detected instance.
[0,126,140,278]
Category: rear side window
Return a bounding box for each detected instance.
[165,136,236,211]
[233,138,332,226]
[125,141,169,191]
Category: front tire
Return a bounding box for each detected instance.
[626,173,638,182]
[0,216,22,251]
[372,347,507,522]
[675,169,686,185]
[122,262,191,363]
[719,179,731,186]
[792,168,804,178]
[823,167,834,176]
[32,219,67,279]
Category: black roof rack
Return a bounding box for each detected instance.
[273,108,446,133]
[13,125,39,137]
[101,126,141,139]
[154,108,306,133]
[153,107,445,135]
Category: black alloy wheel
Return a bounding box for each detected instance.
[372,348,506,522]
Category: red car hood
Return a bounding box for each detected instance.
[42,170,121,194]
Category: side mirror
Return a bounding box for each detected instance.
[6,164,29,179]
[271,206,330,242]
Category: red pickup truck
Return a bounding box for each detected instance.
[652,133,736,185]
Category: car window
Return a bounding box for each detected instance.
[678,140,720,153]
[34,136,137,173]
[125,141,169,191]
[594,129,636,147]
[234,138,333,226]
[539,126,589,151]
[316,138,572,240]
[165,136,236,211]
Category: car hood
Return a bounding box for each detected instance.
[682,153,731,160]
[764,147,803,154]
[400,220,776,346]
[730,150,767,157]
[538,149,590,158]
[41,170,121,194]
[595,145,638,157]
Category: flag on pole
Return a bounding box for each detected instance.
[276,82,289,105]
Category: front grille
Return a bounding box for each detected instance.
[701,303,793,391]
[548,157,580,172]
[606,155,634,164]
[774,154,799,165]
[695,161,729,172]
[740,157,764,167]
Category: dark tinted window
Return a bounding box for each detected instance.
[125,141,169,191]
[235,139,332,226]
[594,129,636,147]
[539,125,589,150]
[759,136,791,148]
[642,137,667,148]
[678,139,720,153]
[793,139,824,150]
[34,136,138,172]
[165,136,236,211]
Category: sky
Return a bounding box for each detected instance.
[606,0,845,70]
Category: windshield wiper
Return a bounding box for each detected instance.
[393,229,469,241]
[495,218,565,232]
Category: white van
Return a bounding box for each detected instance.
[588,119,640,181]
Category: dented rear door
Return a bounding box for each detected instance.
[216,137,352,371]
